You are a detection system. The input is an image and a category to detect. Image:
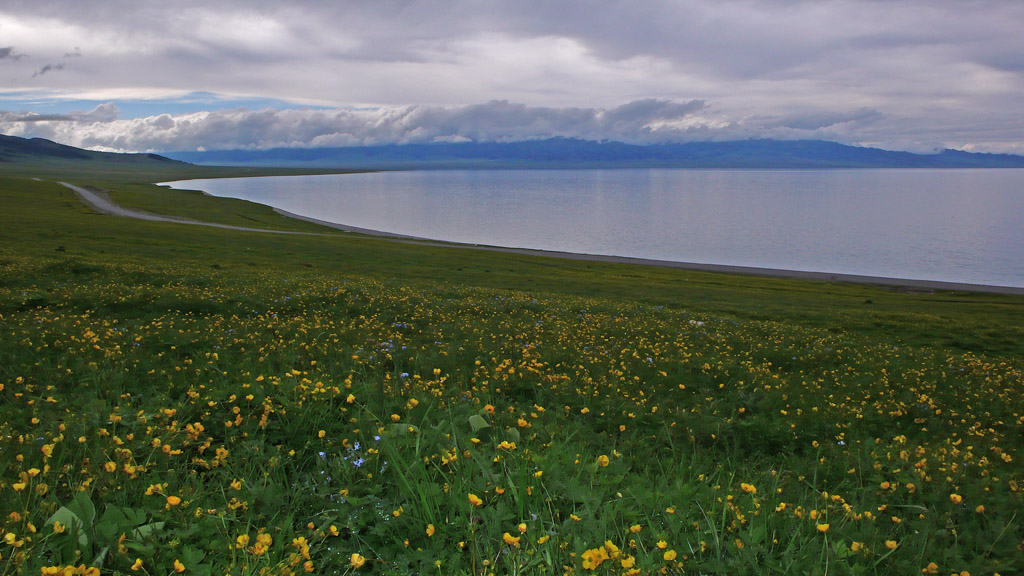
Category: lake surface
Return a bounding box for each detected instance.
[165,169,1024,288]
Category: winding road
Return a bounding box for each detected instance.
[60,182,317,235]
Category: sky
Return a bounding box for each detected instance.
[1,0,1023,154]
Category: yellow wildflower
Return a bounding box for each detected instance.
[604,540,621,557]
[581,546,609,569]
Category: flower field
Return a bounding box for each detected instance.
[1,175,1023,575]
[2,251,1021,576]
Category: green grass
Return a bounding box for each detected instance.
[1,165,1022,576]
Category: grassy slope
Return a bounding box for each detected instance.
[4,162,1022,358]
[1,159,1023,575]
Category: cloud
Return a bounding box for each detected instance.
[0,98,903,153]
[32,62,65,77]
[755,109,885,132]
[27,48,81,77]
[0,99,707,151]
[4,1,1023,107]
[0,46,25,60]
[0,1,1022,152]
[2,102,119,123]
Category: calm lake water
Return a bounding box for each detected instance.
[165,169,1024,288]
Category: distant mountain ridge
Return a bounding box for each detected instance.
[4,133,1023,169]
[165,138,1024,169]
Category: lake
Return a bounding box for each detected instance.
[164,169,1024,288]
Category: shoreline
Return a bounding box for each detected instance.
[68,180,1024,296]
[272,207,1024,296]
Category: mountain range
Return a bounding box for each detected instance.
[3,133,1024,170]
[164,138,1024,169]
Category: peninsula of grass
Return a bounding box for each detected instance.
[1,160,1022,576]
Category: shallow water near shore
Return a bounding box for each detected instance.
[165,168,1024,288]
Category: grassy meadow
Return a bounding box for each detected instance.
[1,164,1023,576]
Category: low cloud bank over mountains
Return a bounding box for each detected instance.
[1,99,896,153]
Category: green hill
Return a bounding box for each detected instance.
[0,133,348,182]
[0,133,184,164]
